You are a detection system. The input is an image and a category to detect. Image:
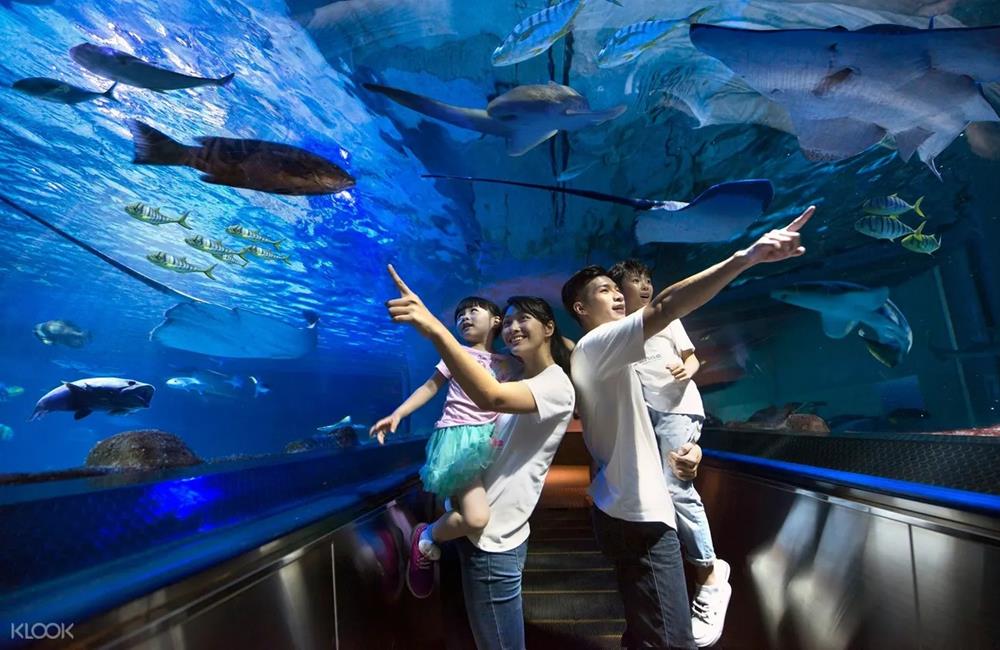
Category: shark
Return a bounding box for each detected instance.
[770,281,913,367]
[689,23,1000,179]
[423,175,773,244]
[363,81,626,156]
[0,194,319,360]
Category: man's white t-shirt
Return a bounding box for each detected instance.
[571,311,676,527]
[470,364,576,552]
[633,320,705,416]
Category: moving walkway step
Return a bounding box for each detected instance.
[523,508,625,648]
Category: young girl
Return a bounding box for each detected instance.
[383,264,576,649]
[370,296,517,598]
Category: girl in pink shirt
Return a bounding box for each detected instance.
[371,296,517,598]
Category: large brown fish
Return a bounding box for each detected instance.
[127,120,356,195]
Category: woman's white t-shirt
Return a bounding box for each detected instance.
[468,364,576,552]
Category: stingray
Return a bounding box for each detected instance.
[364,81,626,156]
[0,194,318,359]
[423,175,773,244]
[689,23,1000,178]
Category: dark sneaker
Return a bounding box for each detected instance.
[406,523,435,599]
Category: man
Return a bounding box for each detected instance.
[562,206,815,648]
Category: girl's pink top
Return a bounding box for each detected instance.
[434,347,520,429]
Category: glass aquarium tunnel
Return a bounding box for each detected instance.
[0,0,998,648]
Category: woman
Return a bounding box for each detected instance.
[385,265,576,650]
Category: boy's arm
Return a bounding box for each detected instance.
[667,351,700,382]
[642,206,814,341]
[683,351,700,377]
[370,372,445,443]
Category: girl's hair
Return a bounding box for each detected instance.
[454,296,503,342]
[504,296,572,375]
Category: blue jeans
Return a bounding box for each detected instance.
[592,507,696,649]
[456,537,528,650]
[650,411,717,568]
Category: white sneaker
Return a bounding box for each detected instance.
[692,559,732,647]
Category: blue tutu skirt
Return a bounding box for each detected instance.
[420,423,496,496]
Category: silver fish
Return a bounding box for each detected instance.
[597,8,710,69]
[69,43,234,91]
[863,194,926,218]
[124,202,192,228]
[185,235,248,266]
[854,215,914,241]
[225,225,283,248]
[147,251,218,280]
[239,245,290,265]
[128,120,356,195]
[13,77,117,104]
[900,222,941,254]
[492,0,622,66]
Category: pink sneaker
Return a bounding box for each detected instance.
[407,523,435,599]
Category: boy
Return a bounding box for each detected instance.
[608,259,730,647]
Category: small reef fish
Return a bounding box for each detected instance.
[30,377,155,421]
[147,251,218,280]
[127,120,356,195]
[185,235,249,266]
[0,383,25,401]
[125,202,192,229]
[0,424,12,441]
[12,77,117,104]
[34,319,92,348]
[69,43,234,91]
[863,194,926,218]
[597,8,711,68]
[226,225,283,249]
[900,222,941,254]
[854,215,914,241]
[239,245,291,265]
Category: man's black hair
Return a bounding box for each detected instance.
[561,265,609,325]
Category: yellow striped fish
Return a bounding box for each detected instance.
[493,0,621,67]
[900,222,941,254]
[597,8,711,68]
[854,215,913,241]
[147,251,218,280]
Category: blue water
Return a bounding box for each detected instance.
[2,0,1000,474]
